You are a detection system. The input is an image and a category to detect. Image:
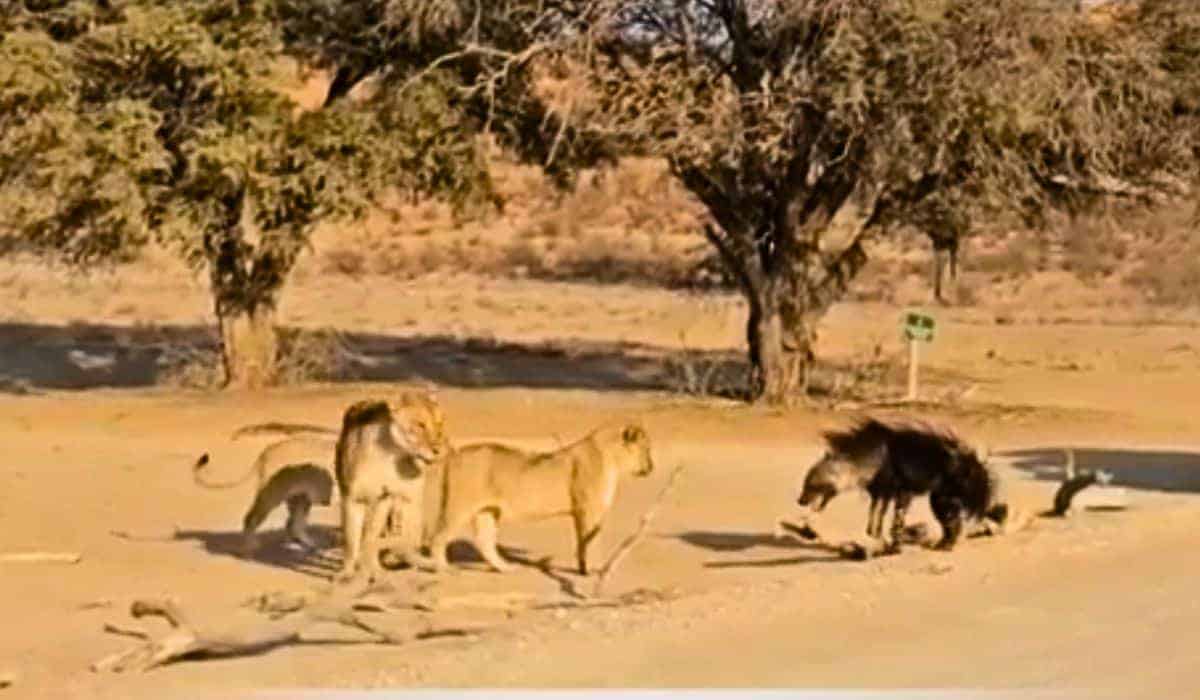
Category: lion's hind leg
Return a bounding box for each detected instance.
[240,487,280,557]
[472,509,512,574]
[427,507,479,573]
[284,495,319,552]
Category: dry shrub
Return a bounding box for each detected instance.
[498,238,547,277]
[156,326,352,389]
[806,343,901,402]
[664,331,747,399]
[322,247,369,277]
[974,236,1032,280]
[155,337,222,389]
[1062,218,1122,282]
[1126,243,1200,307]
[275,327,353,385]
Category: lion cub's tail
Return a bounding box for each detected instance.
[229,422,336,440]
[192,453,256,490]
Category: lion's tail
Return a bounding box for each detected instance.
[230,422,336,441]
[192,452,257,490]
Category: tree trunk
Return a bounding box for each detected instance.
[930,234,959,306]
[218,305,278,390]
[932,246,948,304]
[746,286,807,405]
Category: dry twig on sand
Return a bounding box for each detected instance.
[514,465,687,607]
[91,591,478,673]
[593,464,686,599]
[0,551,82,564]
[1049,449,1124,517]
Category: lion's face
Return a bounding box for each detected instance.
[620,424,654,477]
[388,391,451,464]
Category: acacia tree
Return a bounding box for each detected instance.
[0,0,488,388]
[302,0,1193,403]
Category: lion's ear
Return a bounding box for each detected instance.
[622,425,644,444]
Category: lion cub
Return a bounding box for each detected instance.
[334,393,450,583]
[193,437,336,554]
[426,422,655,575]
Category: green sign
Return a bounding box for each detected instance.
[903,312,936,342]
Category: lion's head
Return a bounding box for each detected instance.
[387,390,452,464]
[617,423,654,477]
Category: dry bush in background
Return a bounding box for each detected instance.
[156,327,351,389]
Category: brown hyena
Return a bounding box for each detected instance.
[796,420,891,535]
[798,418,1008,553]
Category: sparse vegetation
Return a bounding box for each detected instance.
[0,0,489,389]
[333,0,1196,403]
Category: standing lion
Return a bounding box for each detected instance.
[425,422,655,575]
[334,393,450,583]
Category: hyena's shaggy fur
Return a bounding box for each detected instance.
[798,418,1008,552]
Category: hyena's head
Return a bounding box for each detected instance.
[796,451,859,512]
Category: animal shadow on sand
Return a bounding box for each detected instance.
[172,526,531,580]
[170,525,343,578]
[1003,447,1200,496]
[674,530,847,569]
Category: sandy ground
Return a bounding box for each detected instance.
[1,271,1199,698]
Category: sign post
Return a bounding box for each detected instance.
[902,312,936,402]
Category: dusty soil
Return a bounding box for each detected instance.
[1,270,1200,698]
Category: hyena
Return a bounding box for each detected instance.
[797,418,1008,552]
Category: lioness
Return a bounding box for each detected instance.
[335,393,450,583]
[193,436,337,554]
[426,422,654,575]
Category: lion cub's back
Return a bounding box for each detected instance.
[259,436,337,480]
[451,443,573,519]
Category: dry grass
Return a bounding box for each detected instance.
[155,326,352,389]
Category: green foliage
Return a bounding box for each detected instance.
[0,0,489,298]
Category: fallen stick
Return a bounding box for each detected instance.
[593,464,686,599]
[0,551,81,564]
[0,670,14,688]
[1049,448,1126,517]
[102,622,151,641]
[773,515,923,560]
[91,594,468,673]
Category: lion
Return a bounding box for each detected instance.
[193,390,450,562]
[425,422,654,575]
[240,463,335,553]
[334,392,451,583]
[193,436,337,554]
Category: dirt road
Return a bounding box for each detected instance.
[0,385,1197,699]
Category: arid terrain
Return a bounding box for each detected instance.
[2,167,1200,699]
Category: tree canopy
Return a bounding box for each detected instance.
[0,0,490,387]
[373,0,1198,401]
[3,0,1196,399]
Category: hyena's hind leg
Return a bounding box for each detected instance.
[929,488,965,551]
[867,493,892,538]
[865,472,895,539]
[885,492,914,554]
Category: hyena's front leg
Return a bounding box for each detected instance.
[885,492,914,554]
[868,494,892,538]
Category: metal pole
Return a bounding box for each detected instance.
[906,338,919,401]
